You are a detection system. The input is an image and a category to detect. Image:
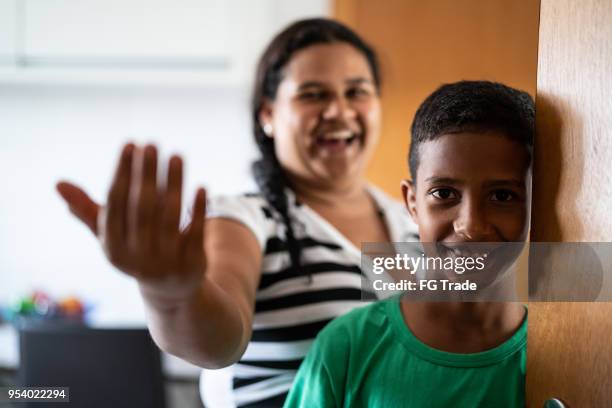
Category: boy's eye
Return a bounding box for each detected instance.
[490,190,516,202]
[430,188,457,200]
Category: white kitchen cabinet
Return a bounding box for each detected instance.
[0,0,329,86]
[0,0,17,67]
[23,0,228,62]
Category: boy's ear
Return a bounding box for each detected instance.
[401,179,418,223]
[259,99,274,138]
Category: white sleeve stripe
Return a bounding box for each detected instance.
[255,272,363,300]
[252,300,365,329]
[234,374,294,405]
[240,338,312,361]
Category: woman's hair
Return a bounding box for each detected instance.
[251,18,380,277]
[409,80,535,180]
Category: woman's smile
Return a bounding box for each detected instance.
[313,128,361,157]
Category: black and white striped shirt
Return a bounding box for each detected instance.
[201,186,419,407]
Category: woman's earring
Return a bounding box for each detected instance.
[263,123,273,137]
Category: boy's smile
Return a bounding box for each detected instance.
[403,131,531,246]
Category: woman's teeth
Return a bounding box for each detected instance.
[316,129,357,153]
[322,130,354,140]
[317,130,358,147]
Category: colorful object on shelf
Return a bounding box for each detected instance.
[15,298,36,315]
[6,290,92,325]
[57,296,85,317]
[32,290,53,314]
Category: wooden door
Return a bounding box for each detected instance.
[333,0,539,198]
[527,0,612,406]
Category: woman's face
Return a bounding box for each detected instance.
[260,42,381,188]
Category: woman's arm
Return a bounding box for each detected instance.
[142,217,262,369]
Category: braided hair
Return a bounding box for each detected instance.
[251,18,381,276]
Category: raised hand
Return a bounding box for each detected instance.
[56,143,207,303]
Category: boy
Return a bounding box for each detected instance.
[283,81,534,407]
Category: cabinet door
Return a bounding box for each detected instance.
[0,0,17,66]
[4,0,330,84]
[527,0,612,406]
[22,0,229,66]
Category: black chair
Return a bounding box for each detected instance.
[17,321,166,408]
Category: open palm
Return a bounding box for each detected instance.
[56,143,207,302]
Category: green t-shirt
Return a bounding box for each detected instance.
[284,296,526,408]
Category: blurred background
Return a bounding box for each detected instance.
[0,0,539,407]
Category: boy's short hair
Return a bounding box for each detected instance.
[409,80,535,179]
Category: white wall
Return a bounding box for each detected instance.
[0,0,330,324]
[0,84,258,323]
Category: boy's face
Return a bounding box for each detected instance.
[402,132,531,245]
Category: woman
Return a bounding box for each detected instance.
[56,18,418,407]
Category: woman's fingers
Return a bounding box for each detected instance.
[183,188,207,273]
[60,143,203,286]
[128,145,158,254]
[158,155,183,260]
[56,181,100,235]
[105,143,135,252]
